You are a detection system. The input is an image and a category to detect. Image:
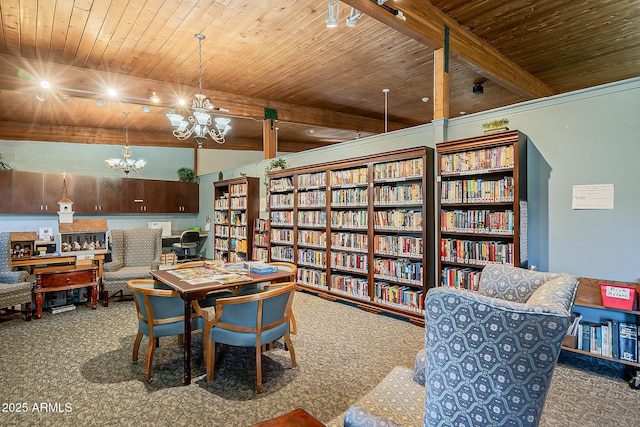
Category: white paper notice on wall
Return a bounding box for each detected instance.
[572,184,614,210]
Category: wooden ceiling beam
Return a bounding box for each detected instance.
[341,0,556,99]
[0,54,401,134]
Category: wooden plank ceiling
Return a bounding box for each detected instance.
[0,0,637,153]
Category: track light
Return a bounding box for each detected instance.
[473,82,484,95]
[326,0,340,28]
[346,8,363,27]
[149,91,160,103]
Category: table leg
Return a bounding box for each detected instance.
[183,297,192,385]
[90,284,98,309]
[35,291,43,319]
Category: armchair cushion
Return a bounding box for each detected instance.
[0,281,33,308]
[478,264,564,303]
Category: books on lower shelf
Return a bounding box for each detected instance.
[573,319,638,363]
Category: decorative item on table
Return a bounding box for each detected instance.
[250,264,278,274]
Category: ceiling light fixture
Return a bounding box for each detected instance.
[149,91,160,103]
[105,112,146,176]
[326,0,340,28]
[373,0,406,20]
[473,82,484,95]
[166,34,231,149]
[346,7,363,27]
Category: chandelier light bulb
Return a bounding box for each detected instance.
[150,91,160,103]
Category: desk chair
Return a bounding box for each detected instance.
[172,230,201,262]
[200,282,297,393]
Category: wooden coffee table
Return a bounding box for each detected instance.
[33,264,98,319]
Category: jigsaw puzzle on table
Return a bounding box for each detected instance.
[167,267,252,285]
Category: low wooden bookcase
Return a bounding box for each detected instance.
[33,264,98,319]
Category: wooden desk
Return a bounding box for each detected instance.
[12,253,107,280]
[150,264,295,385]
[33,264,98,319]
[250,408,324,427]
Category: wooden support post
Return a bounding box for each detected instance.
[433,47,450,120]
[263,120,277,160]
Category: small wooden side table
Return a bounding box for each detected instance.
[33,264,98,319]
[249,408,324,427]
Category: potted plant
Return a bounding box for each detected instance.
[264,158,287,188]
[177,167,199,183]
[481,118,509,134]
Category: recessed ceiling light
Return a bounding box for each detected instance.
[178,99,186,106]
[309,129,315,134]
[40,81,50,89]
[107,88,117,97]
[421,97,430,103]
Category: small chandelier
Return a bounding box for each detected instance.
[166,34,231,149]
[105,112,146,176]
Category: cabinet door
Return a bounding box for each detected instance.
[144,179,170,213]
[0,170,13,213]
[122,178,146,212]
[43,172,66,213]
[97,177,122,213]
[69,174,99,213]
[174,181,199,213]
[13,171,45,213]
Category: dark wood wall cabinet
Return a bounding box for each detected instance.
[0,170,199,214]
[267,147,434,325]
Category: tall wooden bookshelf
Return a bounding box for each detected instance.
[267,147,434,324]
[436,130,528,290]
[213,177,260,262]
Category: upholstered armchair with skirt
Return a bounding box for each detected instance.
[102,227,162,306]
[0,232,32,320]
[336,264,579,427]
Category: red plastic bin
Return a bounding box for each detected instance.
[600,282,638,311]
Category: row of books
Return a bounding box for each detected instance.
[214,197,229,210]
[252,247,268,261]
[373,209,422,230]
[330,167,368,186]
[374,282,424,313]
[214,211,228,223]
[229,196,247,209]
[298,230,326,247]
[270,228,294,244]
[373,183,423,205]
[331,232,368,252]
[297,248,326,267]
[440,177,514,204]
[229,225,247,239]
[214,225,229,237]
[297,171,326,188]
[269,177,294,192]
[214,238,228,250]
[331,187,368,206]
[331,210,368,229]
[440,145,514,174]
[253,233,268,246]
[373,258,422,284]
[254,218,269,233]
[373,158,423,181]
[229,212,247,226]
[572,317,638,363]
[298,210,327,227]
[270,245,294,262]
[227,251,246,263]
[270,211,294,226]
[297,267,327,288]
[440,209,514,234]
[298,190,326,207]
[269,193,294,208]
[332,274,369,299]
[440,266,481,290]
[331,252,368,272]
[374,235,422,258]
[229,183,247,197]
[441,238,514,265]
[229,238,247,253]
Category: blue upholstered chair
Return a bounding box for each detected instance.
[102,227,163,306]
[339,265,579,427]
[199,282,297,393]
[126,279,203,381]
[0,232,32,321]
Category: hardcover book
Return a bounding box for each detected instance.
[619,322,638,363]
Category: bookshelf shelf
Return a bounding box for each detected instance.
[436,130,528,290]
[213,177,259,263]
[562,277,640,370]
[267,147,434,324]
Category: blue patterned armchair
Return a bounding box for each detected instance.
[102,227,162,307]
[336,265,579,427]
[0,232,32,320]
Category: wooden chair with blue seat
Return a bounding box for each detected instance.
[197,281,297,393]
[126,279,204,381]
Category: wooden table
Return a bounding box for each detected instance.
[249,408,324,427]
[150,265,295,385]
[33,264,98,319]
